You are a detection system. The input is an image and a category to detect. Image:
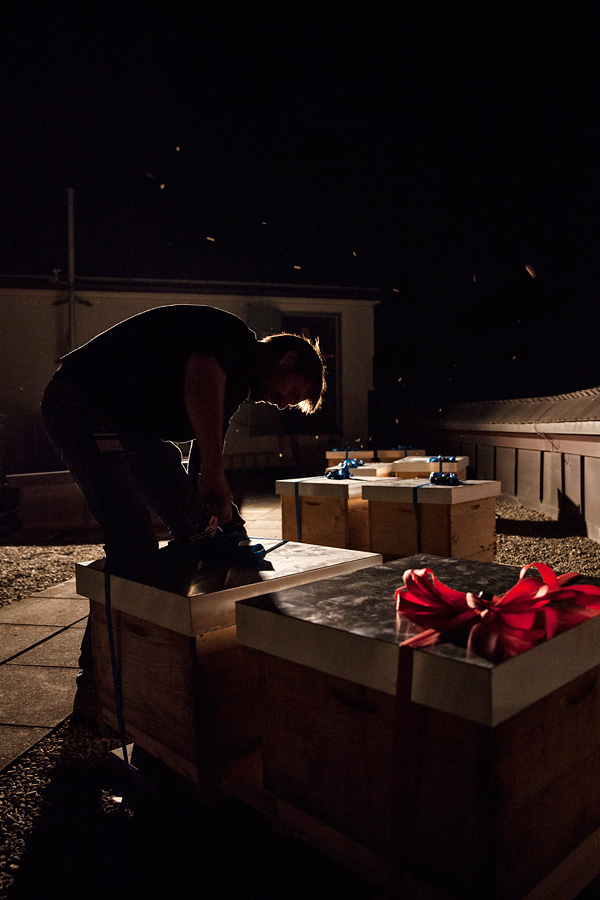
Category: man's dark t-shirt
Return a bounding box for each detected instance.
[57,305,258,440]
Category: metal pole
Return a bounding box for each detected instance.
[67,187,76,349]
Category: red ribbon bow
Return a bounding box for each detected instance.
[395,563,600,661]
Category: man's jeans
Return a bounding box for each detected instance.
[41,376,244,673]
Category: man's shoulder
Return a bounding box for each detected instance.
[139,304,255,335]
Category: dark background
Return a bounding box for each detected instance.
[1,3,599,411]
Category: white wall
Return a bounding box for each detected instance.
[0,288,377,460]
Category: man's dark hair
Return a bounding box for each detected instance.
[261,332,326,413]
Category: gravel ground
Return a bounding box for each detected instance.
[2,501,600,899]
[0,543,103,607]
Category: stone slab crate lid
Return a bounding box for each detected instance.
[276,476,366,499]
[360,478,500,504]
[235,554,600,728]
[76,540,382,637]
[391,456,469,474]
[325,462,394,477]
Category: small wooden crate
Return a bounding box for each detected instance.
[325,462,393,478]
[6,470,94,531]
[325,449,374,467]
[375,448,426,461]
[75,540,381,799]
[236,554,600,899]
[362,478,500,561]
[391,455,469,480]
[277,476,371,551]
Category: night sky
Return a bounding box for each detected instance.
[2,5,599,409]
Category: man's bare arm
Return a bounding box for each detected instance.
[184,353,233,524]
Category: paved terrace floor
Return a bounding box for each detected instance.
[0,490,283,771]
[5,488,600,898]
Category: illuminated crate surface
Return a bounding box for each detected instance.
[76,540,381,798]
[237,554,600,900]
[362,477,500,561]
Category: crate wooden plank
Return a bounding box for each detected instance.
[276,476,364,498]
[326,450,374,466]
[21,483,90,530]
[376,448,426,461]
[281,494,369,550]
[259,652,396,854]
[91,612,256,797]
[80,540,382,794]
[236,555,600,899]
[360,478,500,505]
[394,664,600,900]
[277,477,372,550]
[448,495,496,559]
[366,488,498,561]
[326,462,393,477]
[392,455,469,479]
[91,602,199,774]
[368,496,496,560]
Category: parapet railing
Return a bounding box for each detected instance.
[421,387,600,543]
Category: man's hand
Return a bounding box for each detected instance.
[197,469,234,525]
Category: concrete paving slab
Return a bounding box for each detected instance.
[0,724,52,771]
[0,624,62,663]
[0,595,90,625]
[242,499,282,540]
[31,577,88,598]
[5,625,85,667]
[0,665,76,726]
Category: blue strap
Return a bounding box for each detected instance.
[104,570,131,768]
[294,480,302,542]
[263,539,288,554]
[391,446,414,457]
[412,486,422,553]
[412,478,466,550]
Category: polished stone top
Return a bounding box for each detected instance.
[75,539,382,637]
[235,554,600,726]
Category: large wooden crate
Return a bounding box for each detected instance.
[236,554,600,900]
[362,477,500,560]
[325,461,394,478]
[75,540,381,799]
[277,476,371,551]
[6,470,94,531]
[325,449,374,467]
[391,455,469,480]
[375,448,426,461]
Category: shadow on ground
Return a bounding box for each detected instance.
[4,722,380,900]
[495,517,575,539]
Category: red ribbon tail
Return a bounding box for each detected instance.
[399,610,480,648]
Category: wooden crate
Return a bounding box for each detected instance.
[236,554,600,900]
[325,449,374,467]
[375,448,426,461]
[325,461,393,478]
[277,477,370,551]
[362,478,500,561]
[391,455,469,480]
[76,539,381,799]
[6,470,93,530]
